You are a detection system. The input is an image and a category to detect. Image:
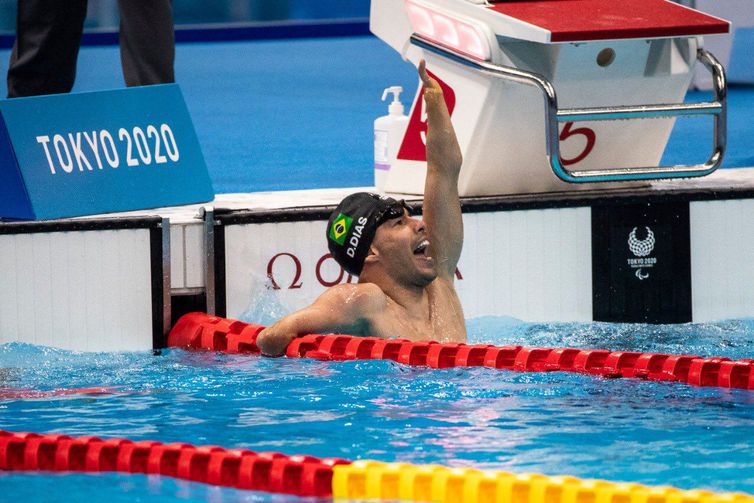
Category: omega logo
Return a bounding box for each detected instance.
[267,252,354,290]
[266,252,464,290]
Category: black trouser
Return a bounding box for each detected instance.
[7,0,174,98]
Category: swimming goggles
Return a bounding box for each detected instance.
[375,198,412,226]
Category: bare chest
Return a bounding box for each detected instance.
[370,281,466,343]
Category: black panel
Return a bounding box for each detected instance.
[171,293,207,327]
[150,227,166,349]
[0,216,163,234]
[214,224,227,318]
[592,202,691,324]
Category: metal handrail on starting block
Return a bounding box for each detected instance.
[411,34,727,183]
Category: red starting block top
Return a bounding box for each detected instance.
[488,0,729,43]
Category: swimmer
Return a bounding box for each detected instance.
[257,60,466,357]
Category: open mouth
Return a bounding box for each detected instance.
[413,239,430,256]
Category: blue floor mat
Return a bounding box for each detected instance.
[0,36,751,194]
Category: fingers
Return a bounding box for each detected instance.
[418,59,432,86]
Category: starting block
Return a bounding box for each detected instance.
[371,0,730,196]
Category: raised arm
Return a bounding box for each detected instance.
[256,283,385,356]
[419,60,463,279]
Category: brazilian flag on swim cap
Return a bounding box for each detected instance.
[329,213,352,246]
[326,192,407,276]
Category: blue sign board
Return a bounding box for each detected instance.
[0,84,214,220]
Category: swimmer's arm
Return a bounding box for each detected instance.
[256,284,385,357]
[419,60,463,279]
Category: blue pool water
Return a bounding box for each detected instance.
[2,317,754,501]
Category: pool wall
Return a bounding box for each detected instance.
[0,217,170,351]
[3,176,754,352]
[215,183,754,328]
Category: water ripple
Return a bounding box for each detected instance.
[1,317,754,499]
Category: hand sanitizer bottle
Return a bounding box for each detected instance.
[374,86,409,193]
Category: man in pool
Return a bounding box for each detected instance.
[257,60,466,357]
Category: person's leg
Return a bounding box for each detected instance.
[7,0,88,97]
[117,0,175,86]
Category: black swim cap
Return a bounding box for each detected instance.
[326,192,409,276]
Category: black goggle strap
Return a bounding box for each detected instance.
[401,200,412,216]
[375,199,411,225]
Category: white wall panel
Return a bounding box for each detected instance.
[67,232,88,351]
[691,200,754,321]
[225,221,332,319]
[184,223,205,289]
[115,229,153,352]
[84,231,106,349]
[49,232,70,349]
[31,233,53,346]
[170,225,185,290]
[0,234,19,342]
[224,207,593,324]
[14,235,34,343]
[455,208,592,321]
[0,229,154,351]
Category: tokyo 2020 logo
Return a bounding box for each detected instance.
[628,227,655,257]
[627,227,656,281]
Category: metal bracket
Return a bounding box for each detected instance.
[411,34,727,183]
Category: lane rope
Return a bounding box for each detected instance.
[1,430,751,502]
[0,430,346,497]
[332,461,754,503]
[168,313,754,391]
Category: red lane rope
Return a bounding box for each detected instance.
[0,430,348,497]
[168,313,754,391]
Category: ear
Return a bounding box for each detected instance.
[363,245,380,265]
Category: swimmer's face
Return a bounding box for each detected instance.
[370,209,436,286]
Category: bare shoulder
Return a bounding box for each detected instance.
[316,282,388,316]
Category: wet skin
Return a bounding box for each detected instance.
[257,60,465,356]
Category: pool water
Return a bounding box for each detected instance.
[2,316,754,501]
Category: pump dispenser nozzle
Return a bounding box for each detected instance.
[381,86,404,116]
[374,85,409,193]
